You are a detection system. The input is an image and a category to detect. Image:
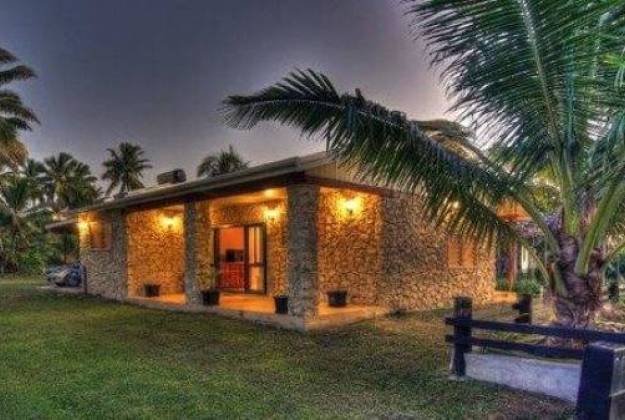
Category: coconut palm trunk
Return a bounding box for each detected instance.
[550,231,604,328]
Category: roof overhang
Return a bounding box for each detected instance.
[71,152,333,214]
[46,218,78,234]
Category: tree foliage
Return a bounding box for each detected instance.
[101,142,152,196]
[197,144,249,178]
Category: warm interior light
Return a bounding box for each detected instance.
[342,196,362,216]
[263,188,276,198]
[264,207,279,221]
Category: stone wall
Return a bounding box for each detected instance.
[209,199,287,295]
[126,206,185,296]
[184,200,213,304]
[286,184,319,318]
[315,188,496,311]
[378,194,496,311]
[78,210,127,300]
[317,188,383,304]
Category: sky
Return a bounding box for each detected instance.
[1,0,450,184]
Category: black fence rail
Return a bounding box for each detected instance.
[446,296,625,419]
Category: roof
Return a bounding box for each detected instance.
[72,151,335,214]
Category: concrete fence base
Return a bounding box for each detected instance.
[465,353,581,402]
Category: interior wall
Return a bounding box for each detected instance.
[126,206,185,296]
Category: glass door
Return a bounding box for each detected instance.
[245,225,266,293]
[214,224,266,293]
[215,226,245,291]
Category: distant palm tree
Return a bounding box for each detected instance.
[102,142,152,196]
[0,174,45,272]
[197,145,249,178]
[42,153,99,212]
[21,158,45,202]
[0,47,38,169]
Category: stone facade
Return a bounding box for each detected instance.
[378,194,495,311]
[317,188,383,305]
[126,206,185,296]
[315,187,496,311]
[286,184,320,318]
[78,210,127,300]
[79,182,496,320]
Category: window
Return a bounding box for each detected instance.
[89,221,111,250]
[447,236,477,269]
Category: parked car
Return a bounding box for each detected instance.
[46,263,85,288]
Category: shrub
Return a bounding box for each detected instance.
[495,275,509,291]
[514,272,542,296]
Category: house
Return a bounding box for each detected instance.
[57,152,501,331]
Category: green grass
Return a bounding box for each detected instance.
[0,275,573,419]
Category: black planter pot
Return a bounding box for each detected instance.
[327,290,348,307]
[144,284,160,297]
[274,295,289,314]
[201,289,220,306]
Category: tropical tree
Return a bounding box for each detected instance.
[102,142,151,196]
[197,144,249,178]
[0,46,37,168]
[222,1,625,328]
[0,174,49,272]
[41,153,99,212]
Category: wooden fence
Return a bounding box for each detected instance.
[446,296,625,419]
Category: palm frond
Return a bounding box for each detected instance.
[223,69,537,246]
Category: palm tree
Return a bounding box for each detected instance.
[197,145,249,178]
[42,153,99,212]
[21,158,45,202]
[102,142,152,196]
[222,1,625,328]
[0,47,38,169]
[0,174,46,272]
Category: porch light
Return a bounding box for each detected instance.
[264,207,279,221]
[78,220,90,234]
[342,196,362,216]
[160,214,179,231]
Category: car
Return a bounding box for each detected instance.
[46,263,85,287]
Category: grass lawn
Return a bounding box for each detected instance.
[0,275,573,419]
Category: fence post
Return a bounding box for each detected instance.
[513,294,532,324]
[451,296,472,378]
[577,342,625,419]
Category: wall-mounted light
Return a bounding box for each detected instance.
[78,220,90,234]
[160,213,180,232]
[264,207,279,222]
[342,196,362,217]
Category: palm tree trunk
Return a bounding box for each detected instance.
[551,232,603,329]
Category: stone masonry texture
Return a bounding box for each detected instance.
[80,184,495,316]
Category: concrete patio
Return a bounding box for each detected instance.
[122,291,390,331]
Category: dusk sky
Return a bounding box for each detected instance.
[2,0,450,184]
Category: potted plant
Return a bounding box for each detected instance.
[144,283,160,297]
[199,268,220,306]
[327,290,348,307]
[273,289,289,314]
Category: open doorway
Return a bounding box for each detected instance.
[214,224,266,294]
